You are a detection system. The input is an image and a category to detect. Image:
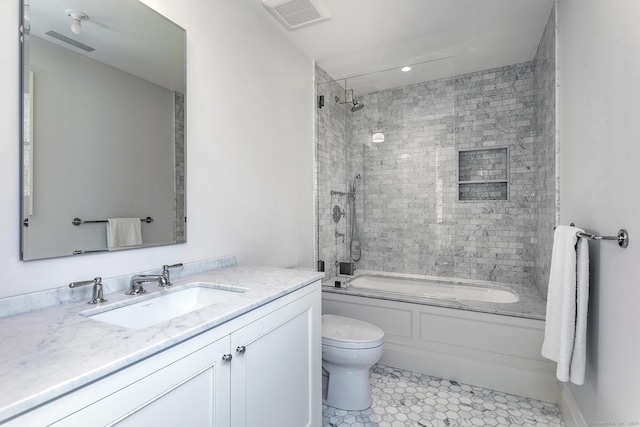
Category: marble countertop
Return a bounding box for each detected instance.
[322,271,547,320]
[0,265,324,422]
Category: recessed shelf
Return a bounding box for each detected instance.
[458,147,509,201]
[459,182,508,201]
[457,179,509,185]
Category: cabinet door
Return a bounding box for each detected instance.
[50,335,231,427]
[230,289,321,427]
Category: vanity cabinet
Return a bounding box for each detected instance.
[5,282,320,427]
[230,287,319,427]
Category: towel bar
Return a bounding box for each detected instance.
[576,229,629,248]
[556,224,630,248]
[72,249,109,255]
[72,217,153,226]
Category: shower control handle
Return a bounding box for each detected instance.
[236,346,246,354]
[222,354,232,363]
[333,205,345,223]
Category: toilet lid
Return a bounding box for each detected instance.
[322,314,384,349]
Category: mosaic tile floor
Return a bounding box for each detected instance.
[322,364,564,427]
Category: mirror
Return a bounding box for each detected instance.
[20,0,186,260]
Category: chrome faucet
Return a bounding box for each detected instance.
[127,274,165,295]
[127,263,183,295]
[69,277,106,304]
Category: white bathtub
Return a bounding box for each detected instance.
[346,273,519,303]
[322,271,556,403]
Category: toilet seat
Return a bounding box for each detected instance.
[322,314,384,349]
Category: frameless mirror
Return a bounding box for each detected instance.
[20,0,186,260]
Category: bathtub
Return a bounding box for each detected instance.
[321,271,557,403]
[344,273,519,304]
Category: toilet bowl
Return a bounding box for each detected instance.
[322,314,384,410]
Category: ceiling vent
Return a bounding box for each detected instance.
[45,31,95,52]
[262,0,331,30]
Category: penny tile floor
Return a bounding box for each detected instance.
[322,364,564,427]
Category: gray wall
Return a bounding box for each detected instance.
[558,0,640,421]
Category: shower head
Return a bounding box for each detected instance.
[351,99,364,112]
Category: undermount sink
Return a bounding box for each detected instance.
[81,282,248,329]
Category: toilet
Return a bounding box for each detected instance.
[322,314,384,410]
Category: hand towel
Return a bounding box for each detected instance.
[571,236,589,384]
[541,225,590,385]
[107,218,143,251]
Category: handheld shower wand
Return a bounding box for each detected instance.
[350,174,362,261]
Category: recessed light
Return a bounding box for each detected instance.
[401,66,411,72]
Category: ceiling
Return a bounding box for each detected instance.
[249,0,555,91]
[27,0,185,92]
[27,0,555,94]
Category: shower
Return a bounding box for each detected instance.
[349,174,362,261]
[333,89,365,112]
[351,99,364,112]
[317,55,555,307]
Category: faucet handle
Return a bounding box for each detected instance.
[69,278,97,288]
[162,263,183,287]
[69,277,106,304]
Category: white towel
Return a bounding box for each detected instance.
[107,218,142,251]
[541,225,590,385]
[571,236,589,384]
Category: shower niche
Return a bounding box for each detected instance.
[458,147,509,201]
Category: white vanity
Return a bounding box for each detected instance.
[0,262,323,426]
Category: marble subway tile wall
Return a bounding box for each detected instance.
[532,6,557,298]
[349,75,458,278]
[453,63,537,284]
[316,67,348,279]
[349,62,539,285]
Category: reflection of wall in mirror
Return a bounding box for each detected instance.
[174,92,185,244]
[23,36,177,259]
[23,71,34,217]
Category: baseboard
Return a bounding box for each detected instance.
[558,383,587,427]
